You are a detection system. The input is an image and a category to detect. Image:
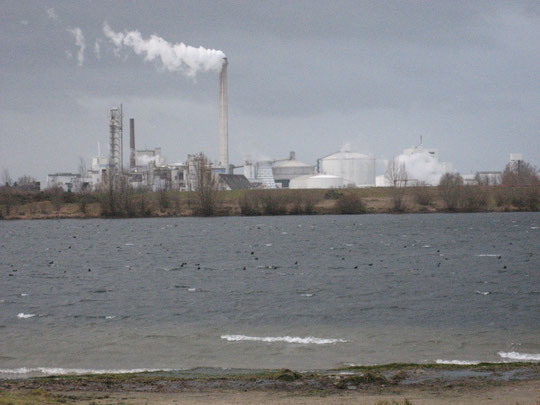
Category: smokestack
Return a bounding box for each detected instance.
[219,58,228,168]
[130,118,135,169]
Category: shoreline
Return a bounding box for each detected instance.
[1,363,539,404]
[1,207,537,221]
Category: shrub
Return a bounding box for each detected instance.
[438,173,463,211]
[412,183,434,206]
[239,193,261,216]
[259,190,288,215]
[494,187,512,207]
[335,192,366,214]
[324,189,342,200]
[462,186,489,211]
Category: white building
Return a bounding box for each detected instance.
[243,159,277,188]
[45,173,81,192]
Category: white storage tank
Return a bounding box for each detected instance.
[319,149,375,187]
[290,174,344,189]
[272,152,314,188]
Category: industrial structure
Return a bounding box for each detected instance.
[109,105,123,172]
[219,58,229,170]
[318,147,376,187]
[43,54,516,192]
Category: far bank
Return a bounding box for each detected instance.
[0,185,538,220]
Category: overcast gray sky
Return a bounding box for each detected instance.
[1,0,539,182]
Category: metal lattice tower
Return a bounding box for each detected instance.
[109,105,123,172]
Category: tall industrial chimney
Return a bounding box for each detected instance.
[130,118,135,170]
[219,58,228,169]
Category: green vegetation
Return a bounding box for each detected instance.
[0,388,68,405]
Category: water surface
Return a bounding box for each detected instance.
[0,213,538,377]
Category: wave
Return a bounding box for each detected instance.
[221,334,348,344]
[0,367,171,376]
[435,359,480,365]
[498,351,540,361]
[474,290,490,295]
[17,313,35,319]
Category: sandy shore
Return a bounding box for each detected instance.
[1,364,539,404]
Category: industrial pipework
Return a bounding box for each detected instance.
[109,105,123,172]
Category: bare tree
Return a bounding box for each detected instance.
[1,168,14,217]
[76,156,88,193]
[192,153,219,216]
[385,158,408,211]
[15,175,36,187]
[99,168,120,216]
[501,160,538,186]
[438,172,464,211]
[2,168,12,187]
[412,181,434,206]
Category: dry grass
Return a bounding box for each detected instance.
[1,185,538,220]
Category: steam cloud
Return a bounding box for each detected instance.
[46,8,59,23]
[395,151,451,185]
[94,40,101,59]
[67,27,85,66]
[102,23,226,76]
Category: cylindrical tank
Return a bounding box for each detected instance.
[290,174,344,189]
[320,151,375,186]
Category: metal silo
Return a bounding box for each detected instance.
[319,150,375,187]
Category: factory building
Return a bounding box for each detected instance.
[46,173,81,192]
[318,148,376,187]
[243,160,277,188]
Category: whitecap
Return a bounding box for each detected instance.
[105,316,116,319]
[20,293,28,297]
[0,367,171,376]
[300,293,313,297]
[475,291,490,295]
[221,334,348,344]
[265,243,273,247]
[187,288,196,292]
[435,359,480,365]
[475,254,499,257]
[17,313,35,319]
[497,351,540,361]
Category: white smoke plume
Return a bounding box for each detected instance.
[395,151,452,186]
[94,40,101,59]
[102,23,226,76]
[46,8,59,23]
[67,27,85,66]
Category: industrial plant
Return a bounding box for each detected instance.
[44,58,511,193]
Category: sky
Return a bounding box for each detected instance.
[1,0,539,182]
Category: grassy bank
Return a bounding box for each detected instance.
[0,185,538,220]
